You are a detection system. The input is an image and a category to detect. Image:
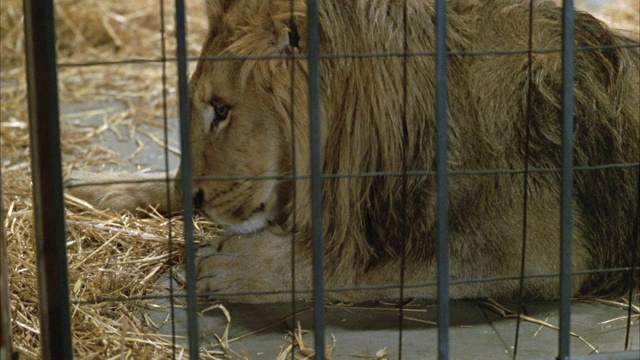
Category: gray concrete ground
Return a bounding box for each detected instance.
[60,99,639,360]
[153,298,639,359]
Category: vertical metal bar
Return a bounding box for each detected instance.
[159,1,179,357]
[159,2,171,192]
[287,2,300,353]
[558,1,575,359]
[435,0,450,359]
[174,0,199,358]
[626,173,640,350]
[307,1,326,358]
[398,0,410,358]
[513,2,536,358]
[23,0,73,359]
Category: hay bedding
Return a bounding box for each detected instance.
[0,0,638,359]
[1,0,228,358]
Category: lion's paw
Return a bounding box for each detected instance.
[65,171,172,213]
[65,172,139,212]
[196,230,306,303]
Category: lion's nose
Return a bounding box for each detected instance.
[193,189,204,209]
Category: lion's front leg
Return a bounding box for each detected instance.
[65,171,180,214]
[196,227,313,303]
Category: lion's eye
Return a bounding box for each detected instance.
[209,100,230,131]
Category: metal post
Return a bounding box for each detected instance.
[435,0,450,359]
[23,0,73,359]
[626,174,640,350]
[307,0,326,358]
[558,1,575,359]
[174,0,200,358]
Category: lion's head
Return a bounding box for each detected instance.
[182,0,310,234]
[181,0,454,248]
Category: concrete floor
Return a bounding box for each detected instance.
[60,98,639,359]
[151,297,639,359]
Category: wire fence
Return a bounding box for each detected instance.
[9,0,640,359]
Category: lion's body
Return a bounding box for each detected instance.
[69,0,640,302]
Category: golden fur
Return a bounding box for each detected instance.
[69,0,640,303]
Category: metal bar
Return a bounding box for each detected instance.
[174,0,200,358]
[68,261,638,304]
[64,162,640,188]
[625,171,640,350]
[159,0,179,357]
[435,0,450,359]
[287,1,300,351]
[513,1,537,357]
[23,1,73,359]
[558,1,575,359]
[55,41,640,68]
[307,0,326,358]
[398,0,410,357]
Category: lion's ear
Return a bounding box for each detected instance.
[287,18,300,50]
[261,16,304,56]
[269,1,307,55]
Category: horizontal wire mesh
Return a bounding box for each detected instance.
[55,41,640,68]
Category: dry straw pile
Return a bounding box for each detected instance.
[1,0,638,359]
[1,0,228,358]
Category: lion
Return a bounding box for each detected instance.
[67,0,640,303]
